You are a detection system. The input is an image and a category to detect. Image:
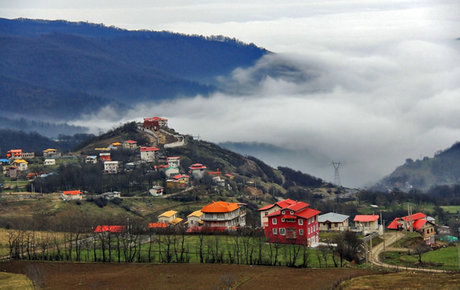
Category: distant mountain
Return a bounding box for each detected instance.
[0,18,268,124]
[375,142,460,192]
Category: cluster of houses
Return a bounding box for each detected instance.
[1,148,61,179]
[147,200,247,233]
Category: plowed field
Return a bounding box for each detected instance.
[0,261,373,289]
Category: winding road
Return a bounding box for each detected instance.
[370,231,450,273]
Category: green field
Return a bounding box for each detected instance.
[382,246,460,270]
[0,272,34,290]
[441,205,460,214]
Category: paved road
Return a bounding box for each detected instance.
[370,231,450,273]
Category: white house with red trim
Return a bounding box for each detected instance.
[189,163,207,180]
[263,200,320,246]
[353,215,379,234]
[140,146,159,162]
[61,190,83,201]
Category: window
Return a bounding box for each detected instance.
[308,228,311,234]
[308,218,311,224]
[282,210,285,215]
[264,212,268,216]
[299,229,304,235]
[298,219,303,225]
[272,218,277,225]
[281,218,285,222]
[290,211,294,215]
[279,228,286,235]
[272,228,277,235]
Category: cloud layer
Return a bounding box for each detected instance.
[3,0,460,187]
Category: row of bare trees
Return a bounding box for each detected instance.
[4,224,362,268]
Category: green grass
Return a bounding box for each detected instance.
[0,272,34,290]
[382,246,460,270]
[441,205,460,214]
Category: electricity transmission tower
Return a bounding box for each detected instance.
[332,161,342,186]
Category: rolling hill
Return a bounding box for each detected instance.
[375,142,460,192]
[0,18,268,126]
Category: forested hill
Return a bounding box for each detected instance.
[0,18,268,122]
[375,141,460,192]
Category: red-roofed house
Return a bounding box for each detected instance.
[143,117,168,131]
[94,225,126,233]
[354,215,379,234]
[265,200,320,246]
[258,198,297,228]
[61,190,83,201]
[140,146,159,162]
[201,201,246,229]
[123,140,138,150]
[387,212,435,245]
[189,163,207,180]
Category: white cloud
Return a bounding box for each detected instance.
[3,0,460,186]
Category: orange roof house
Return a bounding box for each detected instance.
[94,225,126,233]
[201,201,246,230]
[61,190,83,201]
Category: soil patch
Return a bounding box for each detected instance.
[0,261,373,289]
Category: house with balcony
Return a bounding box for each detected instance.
[201,201,246,230]
[264,201,320,246]
[123,140,138,150]
[6,149,22,159]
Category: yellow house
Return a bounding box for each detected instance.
[13,159,28,171]
[187,210,203,228]
[158,210,183,225]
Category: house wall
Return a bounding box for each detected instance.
[259,205,281,228]
[140,151,156,162]
[159,214,176,224]
[265,214,320,246]
[319,219,349,231]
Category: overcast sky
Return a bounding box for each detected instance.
[2,0,460,187]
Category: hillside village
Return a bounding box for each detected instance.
[1,117,457,255]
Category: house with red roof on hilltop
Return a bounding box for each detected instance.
[94,225,126,233]
[258,198,297,228]
[143,117,168,131]
[264,200,320,246]
[201,201,246,230]
[387,212,435,245]
[189,163,207,180]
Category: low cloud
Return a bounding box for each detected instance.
[12,0,457,187]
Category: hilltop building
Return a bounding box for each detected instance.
[143,117,168,131]
[13,159,28,171]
